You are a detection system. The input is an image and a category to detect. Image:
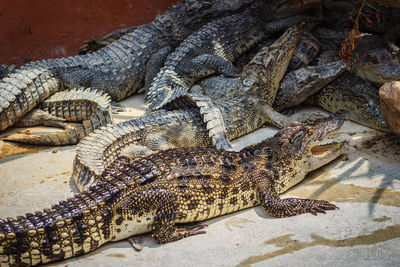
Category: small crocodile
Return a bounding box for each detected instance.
[72,24,301,191]
[0,0,256,131]
[0,111,349,266]
[4,88,112,145]
[274,51,347,111]
[305,71,390,132]
[145,1,308,110]
[350,35,400,85]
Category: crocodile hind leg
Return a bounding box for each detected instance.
[256,180,338,218]
[181,54,240,78]
[151,196,207,244]
[13,109,67,128]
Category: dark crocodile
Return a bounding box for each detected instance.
[145,0,309,110]
[0,0,256,132]
[4,88,112,145]
[72,24,302,191]
[0,112,349,266]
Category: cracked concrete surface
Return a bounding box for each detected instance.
[0,95,399,266]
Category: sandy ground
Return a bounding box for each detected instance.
[0,94,399,266]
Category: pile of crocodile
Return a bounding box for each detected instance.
[0,0,399,265]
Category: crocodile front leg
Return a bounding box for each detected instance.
[256,179,338,218]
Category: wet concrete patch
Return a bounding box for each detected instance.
[287,170,400,208]
[354,132,400,160]
[0,141,51,159]
[238,224,400,266]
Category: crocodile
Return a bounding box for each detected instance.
[273,51,347,111]
[3,88,112,145]
[1,23,300,149]
[145,0,311,110]
[0,0,257,132]
[309,32,400,86]
[305,71,390,132]
[72,24,302,191]
[0,111,349,266]
[350,35,400,85]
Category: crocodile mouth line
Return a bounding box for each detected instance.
[310,141,345,156]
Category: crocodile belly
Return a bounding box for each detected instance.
[109,211,156,241]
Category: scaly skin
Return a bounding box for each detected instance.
[0,112,349,266]
[306,71,390,132]
[5,88,112,145]
[0,0,256,131]
[146,1,305,110]
[287,24,320,72]
[73,25,300,191]
[274,52,347,111]
[73,95,271,191]
[350,35,400,85]
[78,26,138,55]
[0,64,16,79]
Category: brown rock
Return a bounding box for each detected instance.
[379,81,400,136]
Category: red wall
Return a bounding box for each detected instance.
[0,0,178,65]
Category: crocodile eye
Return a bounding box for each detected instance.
[291,131,305,145]
[365,54,379,64]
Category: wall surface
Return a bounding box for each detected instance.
[0,0,178,65]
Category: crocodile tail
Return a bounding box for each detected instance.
[0,67,61,131]
[4,88,112,145]
[73,116,152,191]
[72,109,205,192]
[187,93,232,150]
[146,68,190,110]
[0,175,132,266]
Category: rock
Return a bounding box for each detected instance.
[379,81,400,136]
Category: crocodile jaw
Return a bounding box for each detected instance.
[304,141,349,172]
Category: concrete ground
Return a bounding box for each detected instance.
[0,95,399,266]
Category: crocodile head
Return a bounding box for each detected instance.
[242,111,349,193]
[351,35,400,85]
[273,109,348,163]
[308,71,390,132]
